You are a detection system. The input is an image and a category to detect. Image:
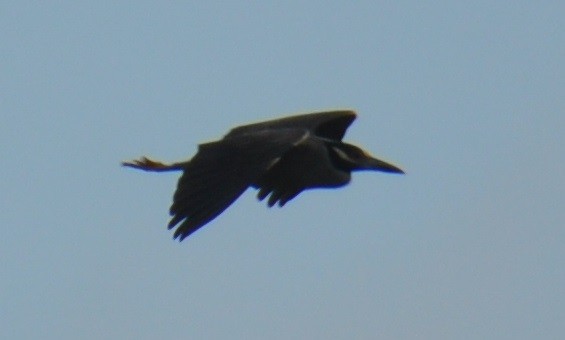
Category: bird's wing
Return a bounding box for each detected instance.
[225,110,356,141]
[256,136,352,207]
[168,128,309,240]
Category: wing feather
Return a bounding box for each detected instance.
[169,128,308,240]
[226,110,356,141]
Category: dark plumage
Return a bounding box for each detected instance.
[123,110,403,241]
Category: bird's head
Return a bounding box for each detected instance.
[330,143,404,174]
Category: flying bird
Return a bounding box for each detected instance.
[123,110,403,241]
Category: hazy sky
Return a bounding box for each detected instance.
[2,2,564,339]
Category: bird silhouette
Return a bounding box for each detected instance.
[123,110,404,241]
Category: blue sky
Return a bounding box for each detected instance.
[2,2,564,339]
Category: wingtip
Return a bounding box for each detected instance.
[167,215,182,230]
[174,232,187,242]
[172,224,189,241]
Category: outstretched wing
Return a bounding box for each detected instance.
[169,128,308,240]
[226,110,356,141]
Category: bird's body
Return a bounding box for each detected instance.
[123,110,403,241]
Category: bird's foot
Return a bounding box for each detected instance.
[122,157,171,171]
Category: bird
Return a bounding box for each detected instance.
[122,110,404,241]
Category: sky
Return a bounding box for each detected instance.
[2,1,564,339]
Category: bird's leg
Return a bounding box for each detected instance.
[121,156,186,172]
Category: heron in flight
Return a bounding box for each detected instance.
[123,110,403,241]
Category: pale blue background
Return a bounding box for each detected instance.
[2,2,564,339]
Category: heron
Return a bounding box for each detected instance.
[123,110,404,241]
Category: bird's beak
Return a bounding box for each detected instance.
[364,156,405,174]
